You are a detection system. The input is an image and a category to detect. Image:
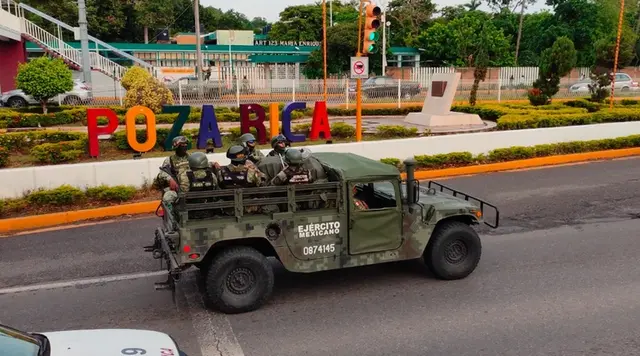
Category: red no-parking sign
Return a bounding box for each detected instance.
[350,57,369,79]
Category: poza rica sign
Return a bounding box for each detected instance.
[85,101,333,157]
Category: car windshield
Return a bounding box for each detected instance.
[0,325,41,356]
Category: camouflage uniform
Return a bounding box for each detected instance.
[162,151,218,205]
[238,133,266,164]
[159,136,191,205]
[271,149,314,186]
[218,145,267,214]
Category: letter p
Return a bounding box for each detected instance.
[87,108,119,157]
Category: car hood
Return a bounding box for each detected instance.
[41,329,179,356]
[1,89,23,95]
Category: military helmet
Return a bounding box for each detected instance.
[284,147,304,166]
[270,134,287,149]
[226,144,247,163]
[238,133,256,147]
[172,135,188,148]
[188,151,209,169]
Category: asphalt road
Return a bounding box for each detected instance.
[2,157,640,355]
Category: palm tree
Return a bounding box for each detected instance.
[464,0,482,10]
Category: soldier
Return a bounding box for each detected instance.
[158,136,191,206]
[352,185,369,210]
[267,134,288,158]
[270,149,314,186]
[161,151,218,215]
[218,145,267,189]
[238,133,265,165]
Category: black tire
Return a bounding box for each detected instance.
[424,220,481,280]
[7,96,27,108]
[204,246,274,314]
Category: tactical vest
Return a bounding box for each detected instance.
[220,166,248,188]
[186,169,215,192]
[170,154,191,192]
[286,167,311,184]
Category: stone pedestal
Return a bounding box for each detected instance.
[403,72,485,128]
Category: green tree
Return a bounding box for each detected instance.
[386,0,437,46]
[15,56,73,115]
[529,36,577,105]
[302,21,384,78]
[269,1,358,42]
[135,0,175,43]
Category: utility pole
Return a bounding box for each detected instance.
[194,0,202,83]
[330,0,333,26]
[77,0,92,89]
[382,11,387,76]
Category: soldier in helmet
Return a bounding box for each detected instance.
[270,148,314,186]
[237,132,265,164]
[157,136,191,194]
[267,134,288,158]
[161,151,218,213]
[218,145,267,189]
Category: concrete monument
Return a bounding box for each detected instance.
[403,72,485,128]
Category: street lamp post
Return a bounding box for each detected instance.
[77,0,92,88]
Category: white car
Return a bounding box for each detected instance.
[1,323,188,356]
[0,79,92,108]
[569,72,639,93]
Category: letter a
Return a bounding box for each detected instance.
[309,101,331,140]
[196,105,223,149]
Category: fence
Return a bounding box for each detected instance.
[49,65,640,108]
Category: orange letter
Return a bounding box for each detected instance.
[269,102,279,138]
[126,106,157,152]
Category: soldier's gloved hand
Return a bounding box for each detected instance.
[168,178,179,191]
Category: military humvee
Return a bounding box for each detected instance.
[146,152,499,314]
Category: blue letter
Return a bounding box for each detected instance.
[196,105,223,149]
[282,102,306,143]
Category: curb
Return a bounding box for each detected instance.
[2,147,640,235]
[0,201,159,235]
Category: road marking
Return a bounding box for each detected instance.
[0,271,165,295]
[180,271,245,356]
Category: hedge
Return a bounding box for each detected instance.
[0,147,8,168]
[0,184,142,218]
[379,134,640,170]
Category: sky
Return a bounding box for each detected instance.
[201,0,552,22]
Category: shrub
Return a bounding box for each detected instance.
[376,125,418,138]
[0,108,85,128]
[0,147,9,167]
[124,76,174,113]
[86,185,137,202]
[26,185,84,206]
[30,140,86,164]
[330,122,356,138]
[527,88,550,106]
[15,56,74,114]
[496,108,640,130]
[380,158,402,171]
[621,99,639,106]
[121,66,152,91]
[563,99,601,112]
[0,131,87,152]
[386,134,640,171]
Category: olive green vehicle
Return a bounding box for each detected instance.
[145,152,500,314]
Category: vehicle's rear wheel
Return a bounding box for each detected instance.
[424,220,481,280]
[204,246,274,314]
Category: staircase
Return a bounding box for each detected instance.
[3,0,157,81]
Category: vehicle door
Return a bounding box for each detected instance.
[348,179,403,255]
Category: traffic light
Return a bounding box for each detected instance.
[362,3,381,55]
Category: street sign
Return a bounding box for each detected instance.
[350,57,369,79]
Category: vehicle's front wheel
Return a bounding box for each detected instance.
[204,246,274,314]
[424,220,482,280]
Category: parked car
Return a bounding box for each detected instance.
[0,79,92,108]
[349,76,422,99]
[569,72,639,93]
[1,322,188,356]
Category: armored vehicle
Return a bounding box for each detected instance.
[146,152,499,314]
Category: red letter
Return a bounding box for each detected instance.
[309,101,331,141]
[240,104,267,145]
[87,108,118,157]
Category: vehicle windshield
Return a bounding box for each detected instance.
[0,324,41,356]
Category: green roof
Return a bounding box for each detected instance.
[26,41,417,56]
[313,152,400,181]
